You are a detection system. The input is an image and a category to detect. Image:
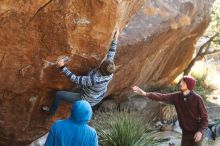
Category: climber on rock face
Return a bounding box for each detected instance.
[41,28,120,115]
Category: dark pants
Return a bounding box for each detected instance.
[49,91,81,114]
[181,133,203,146]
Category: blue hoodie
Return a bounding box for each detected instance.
[45,100,98,146]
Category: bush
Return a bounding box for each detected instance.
[191,73,214,100]
[207,0,220,49]
[91,112,159,146]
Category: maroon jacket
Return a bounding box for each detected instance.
[146,91,208,134]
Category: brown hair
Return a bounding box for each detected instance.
[99,60,115,76]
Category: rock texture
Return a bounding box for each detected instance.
[0,0,214,145]
[0,0,145,145]
[107,0,214,100]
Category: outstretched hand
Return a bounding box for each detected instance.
[56,59,65,67]
[113,28,120,41]
[132,86,146,96]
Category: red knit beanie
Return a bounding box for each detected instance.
[182,76,196,90]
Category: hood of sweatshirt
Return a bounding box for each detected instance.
[70,100,92,124]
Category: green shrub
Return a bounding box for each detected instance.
[207,0,220,49]
[191,73,214,100]
[91,112,159,146]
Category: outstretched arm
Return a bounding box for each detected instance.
[132,86,176,104]
[57,59,95,86]
[107,29,119,61]
[132,86,147,96]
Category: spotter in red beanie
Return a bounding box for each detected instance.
[182,76,196,90]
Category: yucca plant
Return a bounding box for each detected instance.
[92,112,159,146]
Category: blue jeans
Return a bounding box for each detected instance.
[50,91,81,114]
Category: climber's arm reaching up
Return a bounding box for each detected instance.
[107,29,119,61]
[56,59,95,86]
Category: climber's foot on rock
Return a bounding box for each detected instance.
[41,105,53,116]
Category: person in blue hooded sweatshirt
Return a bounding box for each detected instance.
[45,100,98,146]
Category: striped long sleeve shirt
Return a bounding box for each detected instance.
[60,40,118,106]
